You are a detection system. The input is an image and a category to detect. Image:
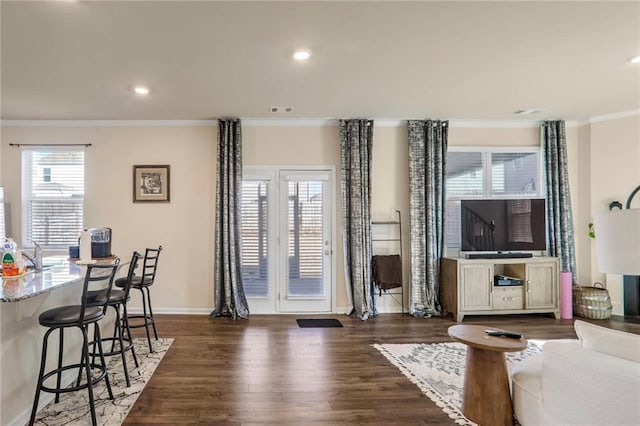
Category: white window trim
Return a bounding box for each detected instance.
[447,146,544,200]
[445,146,545,253]
[21,147,85,249]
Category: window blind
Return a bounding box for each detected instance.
[22,150,84,248]
[491,152,539,196]
[241,180,269,297]
[287,181,324,296]
[447,152,484,198]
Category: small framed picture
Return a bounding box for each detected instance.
[133,165,170,203]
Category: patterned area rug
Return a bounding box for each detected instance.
[373,341,543,426]
[33,338,173,425]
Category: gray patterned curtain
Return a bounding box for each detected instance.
[542,120,577,280]
[408,119,448,317]
[340,119,376,320]
[210,118,250,320]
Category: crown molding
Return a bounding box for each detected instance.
[449,119,540,128]
[589,109,640,124]
[242,118,335,127]
[0,119,217,127]
[245,118,544,128]
[0,117,582,129]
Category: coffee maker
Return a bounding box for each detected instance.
[89,227,112,258]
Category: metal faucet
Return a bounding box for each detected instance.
[21,241,43,272]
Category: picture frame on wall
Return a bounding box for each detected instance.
[133,165,170,203]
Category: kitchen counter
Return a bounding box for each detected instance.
[0,255,123,425]
[0,257,83,302]
[0,256,121,302]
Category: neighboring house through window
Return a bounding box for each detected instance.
[446,147,543,249]
[21,150,85,248]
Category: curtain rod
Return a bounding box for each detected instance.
[9,143,92,147]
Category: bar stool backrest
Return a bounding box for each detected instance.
[79,260,120,321]
[121,251,142,301]
[141,245,163,285]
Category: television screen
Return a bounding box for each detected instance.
[460,199,547,252]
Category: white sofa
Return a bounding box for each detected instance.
[510,320,640,426]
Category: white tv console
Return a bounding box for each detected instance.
[440,256,560,322]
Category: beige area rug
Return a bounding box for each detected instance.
[33,338,173,425]
[373,341,543,426]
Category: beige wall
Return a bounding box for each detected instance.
[1,126,217,312]
[0,122,590,313]
[449,126,540,146]
[371,126,409,311]
[586,115,640,313]
[587,116,640,284]
[2,118,629,313]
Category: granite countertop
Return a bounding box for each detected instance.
[0,256,121,302]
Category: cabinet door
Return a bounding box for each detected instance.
[525,262,558,309]
[460,264,493,311]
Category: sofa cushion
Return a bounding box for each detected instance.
[511,354,548,426]
[542,339,640,425]
[574,319,640,363]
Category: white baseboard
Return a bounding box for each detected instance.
[126,306,406,315]
[128,307,359,315]
[611,301,624,316]
[126,307,212,315]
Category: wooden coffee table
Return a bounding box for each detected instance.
[448,324,528,426]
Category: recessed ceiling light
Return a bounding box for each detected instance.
[133,86,150,95]
[630,56,640,64]
[293,50,311,61]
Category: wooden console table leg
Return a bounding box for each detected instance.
[462,347,514,426]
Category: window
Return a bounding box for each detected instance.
[22,150,85,248]
[446,148,542,248]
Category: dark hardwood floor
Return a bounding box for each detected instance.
[124,313,640,425]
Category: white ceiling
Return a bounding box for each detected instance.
[2,1,639,122]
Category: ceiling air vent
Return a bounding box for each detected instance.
[513,109,543,116]
[269,106,294,114]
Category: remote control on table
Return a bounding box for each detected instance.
[485,330,523,339]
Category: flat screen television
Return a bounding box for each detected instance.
[460,199,547,252]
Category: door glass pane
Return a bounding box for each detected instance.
[287,180,324,297]
[242,180,269,297]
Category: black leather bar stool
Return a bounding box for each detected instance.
[86,251,142,387]
[115,246,162,353]
[29,260,120,426]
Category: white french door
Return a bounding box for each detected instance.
[241,167,334,314]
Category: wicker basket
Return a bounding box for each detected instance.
[573,283,612,320]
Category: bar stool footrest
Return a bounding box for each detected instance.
[89,337,135,358]
[126,314,155,328]
[40,363,108,394]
